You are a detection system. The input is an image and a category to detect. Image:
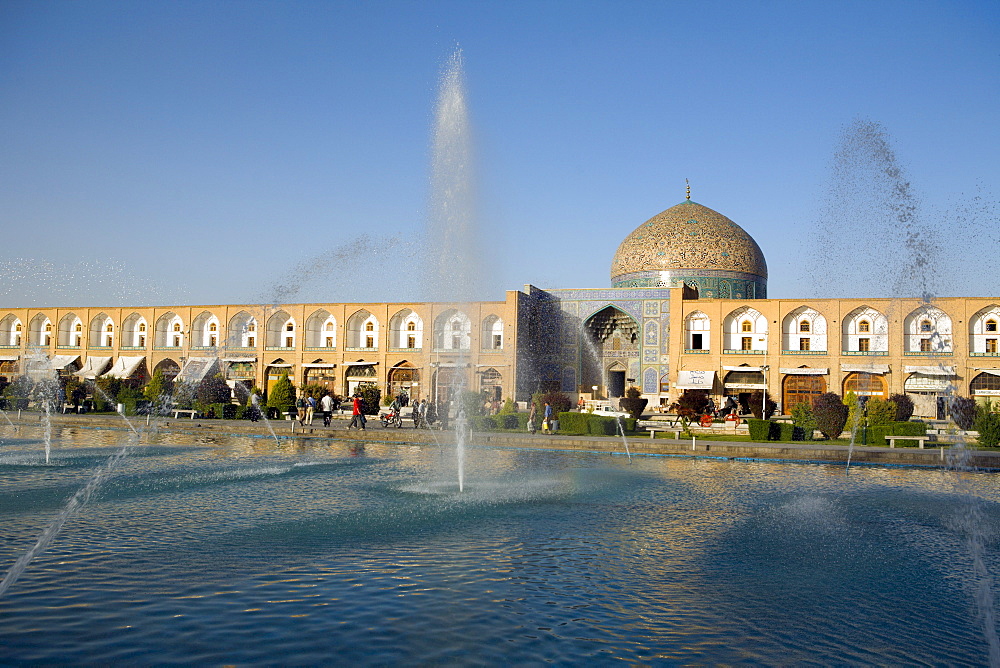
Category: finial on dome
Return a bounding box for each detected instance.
[685,179,691,200]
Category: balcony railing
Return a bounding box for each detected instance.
[265,346,295,352]
[88,345,112,350]
[971,351,1000,357]
[227,346,257,352]
[55,345,81,350]
[722,349,766,355]
[0,344,19,349]
[304,346,337,352]
[781,350,828,355]
[345,347,378,352]
[119,346,146,351]
[190,346,218,351]
[842,350,889,356]
[389,347,422,353]
[903,351,953,356]
[683,349,710,354]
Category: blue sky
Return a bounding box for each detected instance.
[1,0,997,307]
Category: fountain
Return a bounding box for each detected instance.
[2,64,999,668]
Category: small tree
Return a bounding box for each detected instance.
[747,390,777,420]
[974,402,1000,448]
[619,386,648,419]
[533,390,572,416]
[866,398,896,427]
[888,393,915,422]
[498,398,517,415]
[356,382,381,415]
[791,402,817,440]
[813,392,849,440]
[951,396,977,431]
[197,373,232,405]
[144,367,170,404]
[672,390,710,421]
[267,372,297,417]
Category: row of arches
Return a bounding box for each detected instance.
[0,309,505,352]
[685,304,1000,354]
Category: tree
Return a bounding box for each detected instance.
[888,393,915,422]
[197,373,232,405]
[951,396,977,431]
[974,402,1000,448]
[619,386,648,419]
[865,398,896,427]
[64,378,87,408]
[144,367,171,404]
[672,390,710,420]
[791,402,817,440]
[532,390,571,417]
[813,392,849,440]
[356,382,381,415]
[267,372,297,416]
[747,390,777,420]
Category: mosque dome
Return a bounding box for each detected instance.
[610,199,768,298]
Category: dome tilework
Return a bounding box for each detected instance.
[610,200,768,285]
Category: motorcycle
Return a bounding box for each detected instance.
[380,408,403,428]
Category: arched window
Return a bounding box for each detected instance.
[210,323,217,332]
[173,323,181,332]
[859,320,870,333]
[988,319,998,333]
[920,320,932,333]
[799,320,810,333]
[139,323,146,332]
[366,322,374,332]
[741,320,752,332]
[75,323,82,332]
[407,322,416,331]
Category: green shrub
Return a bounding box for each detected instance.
[892,421,926,436]
[790,402,817,440]
[865,425,890,445]
[747,391,778,420]
[866,398,896,427]
[951,397,977,430]
[777,422,795,441]
[747,418,771,441]
[499,414,520,430]
[472,415,497,431]
[558,411,590,434]
[267,373,297,416]
[356,382,380,415]
[974,404,1000,448]
[588,415,619,436]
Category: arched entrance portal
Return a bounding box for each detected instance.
[582,306,639,399]
[479,367,503,403]
[842,372,887,397]
[433,366,468,405]
[345,363,377,397]
[782,374,826,411]
[388,362,419,400]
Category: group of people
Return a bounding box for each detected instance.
[527,401,555,434]
[296,391,342,427]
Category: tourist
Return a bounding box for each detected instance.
[349,394,365,430]
[577,396,585,411]
[305,394,316,425]
[320,392,333,426]
[528,402,537,434]
[296,395,306,425]
[543,401,552,434]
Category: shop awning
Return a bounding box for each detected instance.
[0,355,18,361]
[904,365,955,376]
[50,355,80,370]
[780,368,828,375]
[302,363,336,368]
[103,356,145,379]
[722,365,763,372]
[174,357,219,384]
[222,356,257,362]
[977,369,1000,377]
[266,363,294,368]
[75,356,112,379]
[904,375,953,392]
[675,370,716,390]
[840,364,890,374]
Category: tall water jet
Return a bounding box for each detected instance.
[426,48,482,492]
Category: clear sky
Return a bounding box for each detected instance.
[1,0,997,308]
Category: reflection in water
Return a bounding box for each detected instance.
[0,427,997,665]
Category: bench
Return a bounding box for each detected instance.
[173,409,199,419]
[886,435,932,449]
[648,427,683,439]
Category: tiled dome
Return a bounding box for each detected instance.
[610,200,768,297]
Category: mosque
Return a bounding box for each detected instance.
[2,193,999,419]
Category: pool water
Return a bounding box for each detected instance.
[1,426,999,664]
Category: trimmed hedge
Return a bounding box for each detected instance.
[558,411,590,434]
[589,415,619,436]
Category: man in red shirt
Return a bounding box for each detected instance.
[349,394,366,430]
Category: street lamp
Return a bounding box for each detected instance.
[760,365,770,418]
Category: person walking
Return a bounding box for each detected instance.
[349,394,365,430]
[296,395,306,425]
[542,401,553,434]
[320,392,333,427]
[305,394,316,425]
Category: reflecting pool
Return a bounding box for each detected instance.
[1,426,998,664]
